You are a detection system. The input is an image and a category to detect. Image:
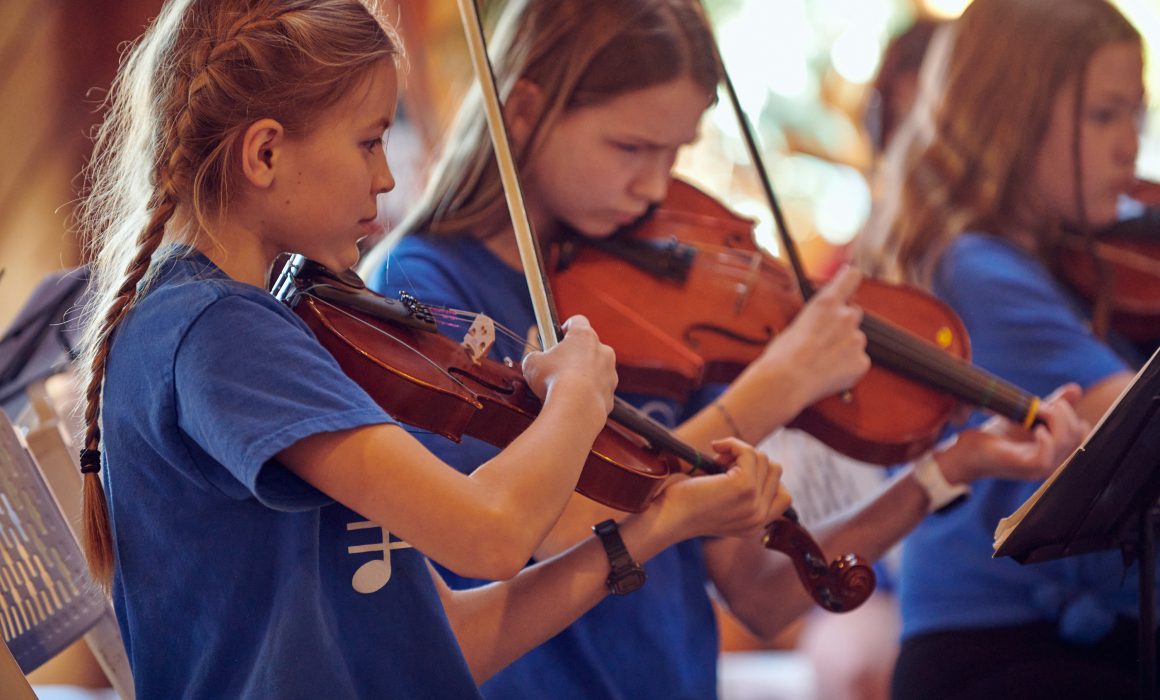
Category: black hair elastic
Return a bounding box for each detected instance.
[79,448,102,475]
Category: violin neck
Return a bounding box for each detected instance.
[861,314,1040,427]
[609,397,721,474]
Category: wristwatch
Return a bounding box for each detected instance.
[593,519,646,595]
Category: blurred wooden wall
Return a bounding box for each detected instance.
[0,0,464,334]
[0,0,161,331]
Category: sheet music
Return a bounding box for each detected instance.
[993,348,1158,554]
[0,410,105,672]
[758,428,889,527]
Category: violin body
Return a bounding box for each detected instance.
[553,179,1036,465]
[1057,179,1160,345]
[793,281,966,465]
[273,256,672,512]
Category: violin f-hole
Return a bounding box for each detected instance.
[683,323,774,350]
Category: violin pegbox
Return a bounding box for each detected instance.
[461,313,497,366]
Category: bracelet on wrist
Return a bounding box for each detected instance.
[715,402,742,440]
[911,451,971,513]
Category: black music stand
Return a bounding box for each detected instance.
[994,345,1160,698]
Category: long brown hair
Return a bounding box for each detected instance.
[360,0,721,276]
[854,0,1140,286]
[74,0,401,585]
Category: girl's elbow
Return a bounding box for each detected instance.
[445,546,527,581]
[443,513,534,580]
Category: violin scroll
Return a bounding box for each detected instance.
[763,516,876,613]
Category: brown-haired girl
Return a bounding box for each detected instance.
[362,0,1087,696]
[74,0,794,697]
[855,0,1149,696]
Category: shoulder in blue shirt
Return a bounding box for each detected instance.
[103,250,479,699]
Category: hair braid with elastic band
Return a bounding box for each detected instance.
[80,194,177,584]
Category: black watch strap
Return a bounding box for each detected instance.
[593,519,646,596]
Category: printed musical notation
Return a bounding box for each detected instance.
[0,411,104,672]
[346,520,413,594]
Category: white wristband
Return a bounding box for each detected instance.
[911,452,971,513]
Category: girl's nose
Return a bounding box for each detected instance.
[631,155,673,205]
[374,154,395,195]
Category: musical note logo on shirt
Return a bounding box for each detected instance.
[346,520,413,594]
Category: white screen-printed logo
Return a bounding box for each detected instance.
[346,520,414,594]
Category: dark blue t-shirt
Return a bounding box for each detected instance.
[374,234,720,700]
[898,232,1148,644]
[102,250,480,699]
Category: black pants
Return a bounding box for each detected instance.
[891,619,1155,699]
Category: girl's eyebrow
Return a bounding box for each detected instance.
[1089,85,1145,104]
[610,131,696,149]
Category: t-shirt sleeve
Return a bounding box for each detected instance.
[174,293,394,511]
[933,235,1127,397]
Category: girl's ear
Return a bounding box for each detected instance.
[504,79,546,148]
[240,118,285,188]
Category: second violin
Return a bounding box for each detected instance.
[553,178,1042,465]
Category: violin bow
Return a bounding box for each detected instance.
[454,0,874,613]
[712,23,816,302]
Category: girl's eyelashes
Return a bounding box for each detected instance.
[610,140,647,154]
[363,128,392,153]
[1085,101,1146,128]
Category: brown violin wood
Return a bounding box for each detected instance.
[1057,179,1160,345]
[553,178,1041,465]
[282,262,671,513]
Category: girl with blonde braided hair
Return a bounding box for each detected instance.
[74,0,792,696]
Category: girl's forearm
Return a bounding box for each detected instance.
[443,504,685,683]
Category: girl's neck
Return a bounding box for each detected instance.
[178,210,272,288]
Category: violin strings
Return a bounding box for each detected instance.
[862,318,1016,409]
[382,252,536,354]
[860,314,1033,419]
[307,293,477,396]
[874,321,1028,416]
[424,306,537,355]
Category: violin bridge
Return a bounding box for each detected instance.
[461,314,497,366]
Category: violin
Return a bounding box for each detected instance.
[1056,179,1160,345]
[273,253,875,612]
[552,178,1044,466]
[272,254,671,512]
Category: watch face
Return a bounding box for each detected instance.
[594,520,617,537]
[610,567,647,595]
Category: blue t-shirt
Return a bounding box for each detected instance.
[102,250,480,699]
[898,232,1150,644]
[373,234,719,700]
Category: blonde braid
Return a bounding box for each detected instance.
[79,19,202,584]
[80,195,176,584]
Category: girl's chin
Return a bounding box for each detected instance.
[1086,208,1120,230]
[575,222,620,240]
